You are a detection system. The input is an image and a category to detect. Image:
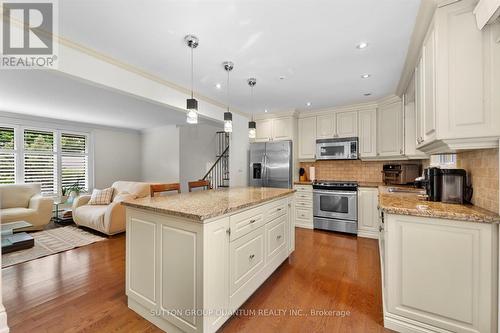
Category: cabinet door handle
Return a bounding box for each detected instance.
[249,219,256,224]
[277,235,282,240]
[226,228,231,235]
[379,225,384,232]
[249,254,255,259]
[276,208,282,212]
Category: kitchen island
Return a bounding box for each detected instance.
[122,187,295,333]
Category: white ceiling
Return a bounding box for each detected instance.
[0,70,220,130]
[59,0,421,114]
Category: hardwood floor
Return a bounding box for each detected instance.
[3,228,391,333]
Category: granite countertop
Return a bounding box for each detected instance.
[358,182,385,188]
[122,187,295,222]
[378,186,500,223]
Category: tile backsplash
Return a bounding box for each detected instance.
[457,148,499,213]
[299,160,424,183]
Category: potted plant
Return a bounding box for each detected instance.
[66,181,84,204]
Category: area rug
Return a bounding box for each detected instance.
[2,226,106,268]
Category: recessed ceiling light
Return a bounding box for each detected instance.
[215,83,221,89]
[264,109,268,113]
[306,102,312,107]
[361,74,371,79]
[279,76,286,80]
[364,93,372,96]
[357,42,368,49]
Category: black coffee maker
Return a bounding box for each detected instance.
[424,167,442,202]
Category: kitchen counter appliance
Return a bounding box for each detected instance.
[313,180,358,234]
[249,140,293,189]
[316,137,358,160]
[424,167,472,204]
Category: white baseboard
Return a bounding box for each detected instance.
[295,223,313,229]
[357,229,379,239]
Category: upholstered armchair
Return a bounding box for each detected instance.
[0,183,53,231]
[72,181,150,235]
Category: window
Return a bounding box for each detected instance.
[0,124,91,195]
[430,154,457,168]
[0,127,16,184]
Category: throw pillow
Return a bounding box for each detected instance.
[88,187,114,205]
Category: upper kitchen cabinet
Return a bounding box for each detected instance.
[298,117,316,160]
[254,116,294,142]
[416,0,500,153]
[336,111,358,138]
[272,117,294,141]
[254,119,273,142]
[358,109,377,158]
[316,114,335,139]
[377,98,403,158]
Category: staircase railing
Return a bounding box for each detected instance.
[202,131,230,189]
[202,145,229,189]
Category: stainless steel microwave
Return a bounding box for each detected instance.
[316,137,358,160]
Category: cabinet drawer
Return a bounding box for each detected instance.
[294,185,312,192]
[295,199,312,209]
[264,199,287,223]
[295,192,312,200]
[229,226,265,295]
[295,207,312,220]
[266,215,287,262]
[229,206,264,241]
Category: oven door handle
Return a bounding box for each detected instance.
[313,190,357,196]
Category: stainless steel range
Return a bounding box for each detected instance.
[313,180,358,234]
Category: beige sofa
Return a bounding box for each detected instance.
[0,183,54,231]
[72,181,150,235]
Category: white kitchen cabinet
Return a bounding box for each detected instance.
[404,101,427,159]
[298,117,316,160]
[272,117,294,141]
[316,113,335,139]
[255,117,293,142]
[415,57,425,147]
[357,187,378,239]
[358,109,377,158]
[254,119,273,142]
[294,185,313,229]
[422,22,437,143]
[383,213,498,333]
[377,100,403,157]
[416,0,500,153]
[336,111,358,138]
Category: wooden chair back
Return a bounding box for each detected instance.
[150,183,181,197]
[188,180,210,192]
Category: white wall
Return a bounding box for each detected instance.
[141,125,180,183]
[229,113,250,187]
[179,123,223,192]
[93,129,142,188]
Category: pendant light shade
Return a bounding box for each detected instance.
[248,120,256,139]
[224,111,233,133]
[223,61,234,133]
[247,77,257,139]
[185,35,199,124]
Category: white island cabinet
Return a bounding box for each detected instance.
[123,187,295,333]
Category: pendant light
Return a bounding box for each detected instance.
[223,61,234,133]
[247,78,257,139]
[185,35,199,124]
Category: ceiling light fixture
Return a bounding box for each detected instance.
[264,109,268,113]
[223,61,234,133]
[364,93,372,96]
[357,42,368,49]
[361,74,371,79]
[184,34,199,124]
[215,83,221,89]
[306,102,312,107]
[247,77,257,139]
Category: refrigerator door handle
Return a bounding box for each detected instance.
[262,153,267,187]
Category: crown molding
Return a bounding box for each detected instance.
[253,109,298,120]
[297,100,379,118]
[396,0,438,97]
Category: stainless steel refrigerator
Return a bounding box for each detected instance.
[249,140,293,189]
